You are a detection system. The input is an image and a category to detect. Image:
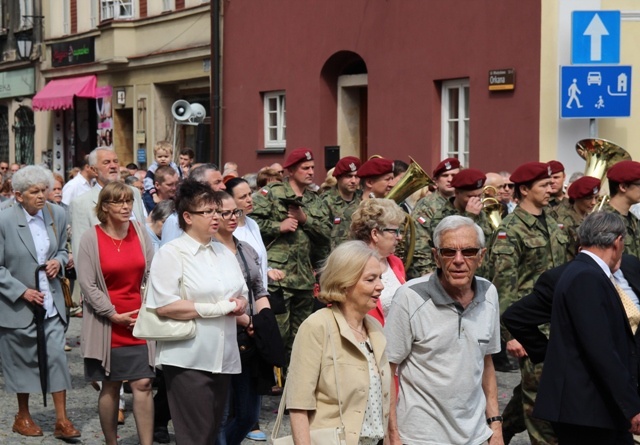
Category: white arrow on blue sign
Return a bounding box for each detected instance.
[572,11,620,64]
[560,66,632,119]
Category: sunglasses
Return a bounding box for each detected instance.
[438,247,481,258]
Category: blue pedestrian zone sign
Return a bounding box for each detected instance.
[572,11,620,64]
[560,66,632,118]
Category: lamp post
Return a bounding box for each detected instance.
[16,32,33,61]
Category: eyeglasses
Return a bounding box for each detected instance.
[217,209,243,220]
[380,227,401,236]
[190,208,217,218]
[503,183,515,189]
[438,247,481,258]
[107,199,134,208]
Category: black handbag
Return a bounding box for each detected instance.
[268,284,286,315]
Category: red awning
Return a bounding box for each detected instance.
[32,75,97,111]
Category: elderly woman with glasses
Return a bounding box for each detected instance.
[350,198,407,324]
[77,181,156,445]
[0,166,79,440]
[146,180,248,445]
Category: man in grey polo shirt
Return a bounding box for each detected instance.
[386,215,504,445]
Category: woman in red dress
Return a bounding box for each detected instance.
[77,181,155,445]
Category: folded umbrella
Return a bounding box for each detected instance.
[33,264,48,407]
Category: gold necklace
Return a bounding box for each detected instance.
[347,323,366,338]
[107,234,124,252]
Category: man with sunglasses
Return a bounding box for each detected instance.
[499,171,517,213]
[386,215,503,445]
[488,161,569,445]
[599,161,640,259]
[251,148,331,361]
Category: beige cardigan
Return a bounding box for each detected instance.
[286,305,391,445]
[77,222,155,375]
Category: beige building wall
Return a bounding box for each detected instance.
[35,3,211,169]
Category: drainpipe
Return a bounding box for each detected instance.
[211,0,222,166]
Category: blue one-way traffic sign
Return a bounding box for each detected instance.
[572,11,620,64]
[561,66,632,118]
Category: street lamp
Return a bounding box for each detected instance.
[16,32,33,61]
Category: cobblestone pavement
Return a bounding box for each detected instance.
[0,318,530,444]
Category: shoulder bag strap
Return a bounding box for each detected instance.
[45,203,58,244]
[235,240,254,318]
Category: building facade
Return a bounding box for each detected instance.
[33,0,211,176]
[220,0,640,178]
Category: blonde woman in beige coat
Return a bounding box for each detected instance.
[287,241,391,445]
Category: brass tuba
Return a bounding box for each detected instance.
[576,138,631,181]
[482,197,503,230]
[386,157,435,270]
[576,138,631,213]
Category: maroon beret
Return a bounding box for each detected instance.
[333,156,362,177]
[432,157,461,178]
[357,158,393,178]
[607,160,640,183]
[548,160,565,174]
[510,162,551,184]
[450,168,486,190]
[567,176,601,200]
[283,148,314,169]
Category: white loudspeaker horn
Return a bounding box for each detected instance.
[171,100,192,122]
[189,103,206,124]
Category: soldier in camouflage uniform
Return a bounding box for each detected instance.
[551,176,601,261]
[322,156,362,249]
[547,160,567,211]
[407,157,460,279]
[357,157,394,200]
[600,161,640,259]
[488,162,569,445]
[251,148,331,359]
[429,169,494,278]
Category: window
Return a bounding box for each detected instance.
[441,79,470,167]
[101,0,134,21]
[163,0,174,11]
[90,0,98,28]
[19,0,34,29]
[63,0,70,34]
[263,91,286,149]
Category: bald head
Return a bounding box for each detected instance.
[485,172,505,189]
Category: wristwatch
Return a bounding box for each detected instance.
[486,416,503,425]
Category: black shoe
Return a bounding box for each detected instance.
[154,426,170,444]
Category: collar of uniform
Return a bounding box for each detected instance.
[426,271,488,307]
[512,205,544,228]
[180,231,217,255]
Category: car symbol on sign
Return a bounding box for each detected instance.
[587,72,602,86]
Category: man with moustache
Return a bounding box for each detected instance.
[488,162,569,445]
[386,216,503,445]
[251,148,331,359]
[322,156,362,249]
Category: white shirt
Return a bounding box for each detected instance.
[379,257,402,317]
[234,216,269,289]
[24,208,58,318]
[147,233,247,374]
[61,173,93,206]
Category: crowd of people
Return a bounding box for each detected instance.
[1,140,640,445]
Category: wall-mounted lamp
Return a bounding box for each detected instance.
[16,32,33,61]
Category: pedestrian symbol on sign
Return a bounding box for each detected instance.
[566,79,583,109]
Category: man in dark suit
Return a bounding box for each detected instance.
[511,212,640,444]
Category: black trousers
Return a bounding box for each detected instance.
[553,422,633,445]
[163,365,231,445]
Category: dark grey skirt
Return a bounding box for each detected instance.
[85,344,155,381]
[0,315,71,394]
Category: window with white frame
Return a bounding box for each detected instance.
[90,0,98,28]
[101,0,134,21]
[263,91,286,149]
[441,79,470,167]
[163,0,174,11]
[19,0,34,29]
[0,1,5,31]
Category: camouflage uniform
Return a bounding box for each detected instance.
[550,203,582,260]
[600,202,640,259]
[251,181,332,358]
[321,187,362,249]
[405,192,449,279]
[489,205,569,445]
[429,197,494,278]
